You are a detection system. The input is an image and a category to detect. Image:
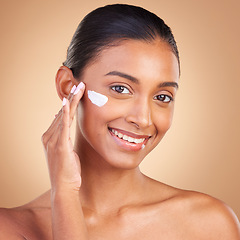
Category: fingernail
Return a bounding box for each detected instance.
[70,85,77,93]
[62,97,67,106]
[73,82,84,95]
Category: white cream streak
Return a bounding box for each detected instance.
[88,90,108,107]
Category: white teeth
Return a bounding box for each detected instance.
[133,138,140,144]
[118,132,123,138]
[134,138,144,144]
[122,135,128,140]
[128,137,134,143]
[110,129,145,144]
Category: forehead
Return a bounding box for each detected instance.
[83,39,179,83]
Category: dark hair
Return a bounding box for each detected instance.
[63,4,180,79]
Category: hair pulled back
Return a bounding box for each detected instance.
[63,4,180,79]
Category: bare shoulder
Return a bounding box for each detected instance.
[0,191,52,240]
[142,177,240,239]
[0,207,26,239]
[0,205,37,239]
[181,190,240,239]
[159,185,240,239]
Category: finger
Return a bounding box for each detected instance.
[50,109,62,128]
[67,84,77,101]
[42,84,77,143]
[49,83,83,148]
[46,96,70,153]
[42,83,81,148]
[42,113,61,149]
[58,97,70,146]
[69,82,85,125]
[42,108,63,146]
[54,84,77,120]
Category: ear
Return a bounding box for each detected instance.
[55,66,79,100]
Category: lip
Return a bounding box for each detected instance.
[109,127,151,139]
[108,127,151,151]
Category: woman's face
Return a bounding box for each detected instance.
[76,39,179,169]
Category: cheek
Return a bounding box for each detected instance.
[76,96,126,155]
[153,108,174,134]
[77,95,117,134]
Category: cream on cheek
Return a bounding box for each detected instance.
[87,90,108,107]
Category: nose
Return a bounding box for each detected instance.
[125,98,152,129]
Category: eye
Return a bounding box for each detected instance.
[111,85,130,94]
[154,94,173,103]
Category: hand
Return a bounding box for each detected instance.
[42,82,85,193]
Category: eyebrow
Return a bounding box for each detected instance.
[105,71,139,83]
[105,71,178,89]
[158,81,179,89]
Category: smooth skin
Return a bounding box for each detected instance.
[0,39,239,239]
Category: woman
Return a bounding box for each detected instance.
[0,4,239,239]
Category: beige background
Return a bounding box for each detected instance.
[0,0,239,219]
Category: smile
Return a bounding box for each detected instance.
[108,127,151,151]
[110,129,145,144]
